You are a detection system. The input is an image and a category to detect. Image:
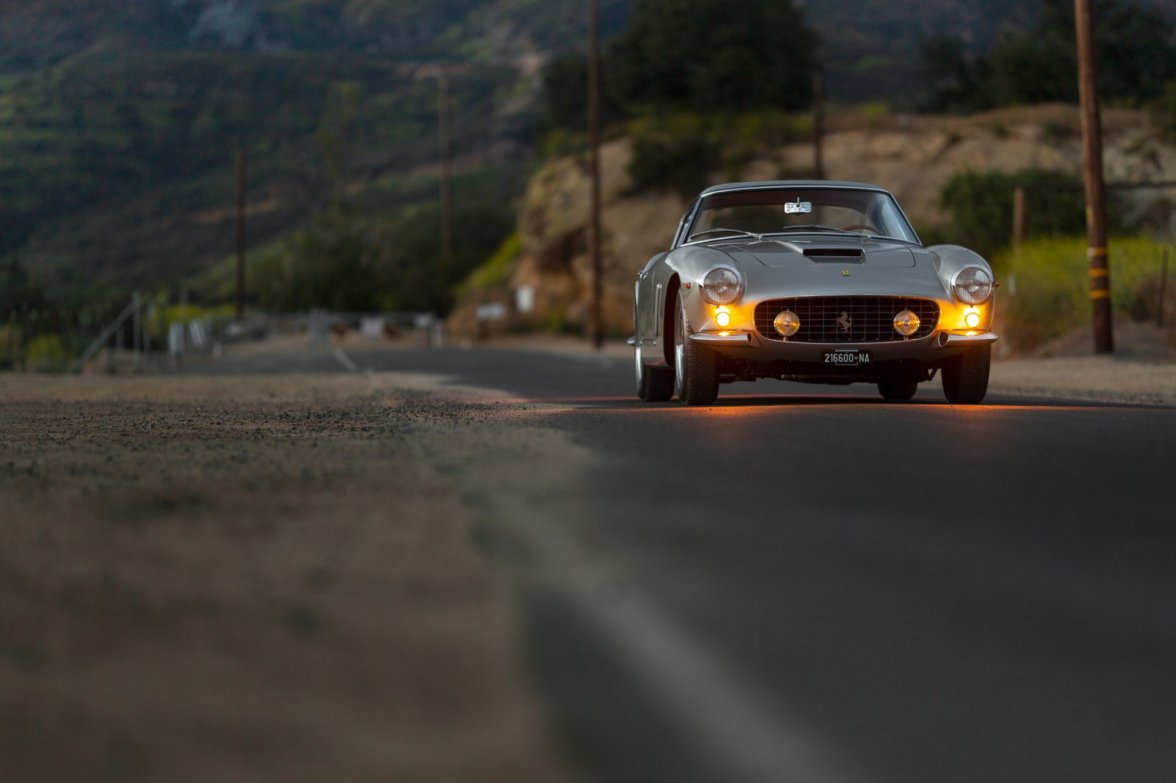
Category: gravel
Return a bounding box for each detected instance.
[0,372,574,783]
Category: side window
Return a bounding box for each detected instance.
[673,200,700,248]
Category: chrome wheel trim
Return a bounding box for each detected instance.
[673,303,686,395]
[633,343,644,393]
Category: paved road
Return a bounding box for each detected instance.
[206,344,1176,783]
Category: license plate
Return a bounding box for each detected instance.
[823,349,871,366]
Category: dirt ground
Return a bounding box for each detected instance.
[0,371,576,782]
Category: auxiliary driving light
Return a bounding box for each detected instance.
[893,309,921,337]
[964,309,982,329]
[773,310,801,337]
[715,309,732,328]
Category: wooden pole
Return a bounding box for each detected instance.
[1075,0,1113,353]
[235,149,247,321]
[438,68,454,283]
[1012,185,1026,255]
[812,71,825,180]
[588,0,603,349]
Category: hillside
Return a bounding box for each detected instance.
[3,0,1173,316]
[448,105,1176,341]
[0,0,631,307]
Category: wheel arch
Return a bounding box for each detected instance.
[663,274,680,367]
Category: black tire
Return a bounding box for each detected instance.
[878,378,919,401]
[941,345,991,404]
[673,298,719,405]
[635,345,674,401]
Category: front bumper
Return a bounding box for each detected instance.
[687,328,997,364]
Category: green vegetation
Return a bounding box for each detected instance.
[625,111,811,198]
[938,170,1089,261]
[24,334,70,373]
[194,181,517,316]
[3,0,1175,358]
[998,237,1172,350]
[542,0,814,132]
[0,0,635,354]
[463,233,523,292]
[921,0,1176,113]
[1152,80,1176,143]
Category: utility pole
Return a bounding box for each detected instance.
[812,70,825,180]
[235,149,247,322]
[438,67,454,282]
[588,0,604,349]
[1075,0,1113,353]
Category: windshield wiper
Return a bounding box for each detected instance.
[775,224,849,234]
[687,227,763,243]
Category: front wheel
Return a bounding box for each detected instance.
[941,345,991,404]
[673,298,718,405]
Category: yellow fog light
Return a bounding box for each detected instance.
[715,308,731,328]
[893,309,921,337]
[773,310,800,338]
[964,309,982,329]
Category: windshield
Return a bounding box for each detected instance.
[686,187,920,244]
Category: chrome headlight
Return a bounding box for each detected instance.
[952,266,994,305]
[700,266,743,305]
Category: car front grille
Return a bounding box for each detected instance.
[754,296,939,343]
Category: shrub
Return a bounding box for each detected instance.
[463,233,521,292]
[939,169,1088,262]
[26,333,69,372]
[627,110,812,198]
[627,114,719,199]
[1151,80,1176,143]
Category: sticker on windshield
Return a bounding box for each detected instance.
[785,200,813,214]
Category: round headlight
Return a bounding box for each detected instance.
[953,266,994,305]
[700,266,743,305]
[773,310,800,338]
[893,309,921,337]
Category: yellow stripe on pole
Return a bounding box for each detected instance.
[1088,246,1108,259]
[1091,289,1111,300]
[1089,268,1109,278]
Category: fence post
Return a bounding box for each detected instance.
[132,291,142,371]
[1158,247,1169,329]
[1012,186,1026,255]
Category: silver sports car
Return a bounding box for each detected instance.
[631,181,998,405]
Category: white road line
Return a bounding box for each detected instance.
[513,509,870,783]
[332,348,359,373]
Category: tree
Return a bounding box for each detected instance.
[541,0,818,129]
[609,0,816,113]
[918,35,992,113]
[920,0,1176,111]
[1152,80,1176,143]
[0,255,43,318]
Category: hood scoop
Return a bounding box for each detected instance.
[804,247,864,262]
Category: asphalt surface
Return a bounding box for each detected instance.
[200,343,1176,783]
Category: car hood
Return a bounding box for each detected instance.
[697,238,950,300]
[720,236,917,269]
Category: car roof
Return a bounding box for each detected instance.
[698,180,892,198]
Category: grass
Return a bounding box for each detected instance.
[997,236,1173,350]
